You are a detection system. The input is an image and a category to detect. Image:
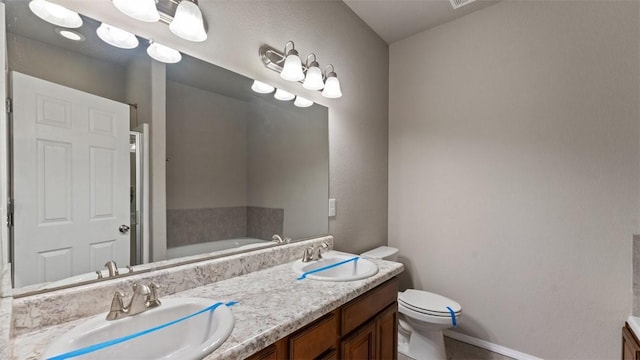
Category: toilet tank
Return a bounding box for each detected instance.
[360,246,399,262]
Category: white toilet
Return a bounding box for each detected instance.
[360,246,462,360]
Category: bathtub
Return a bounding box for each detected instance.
[166,237,274,259]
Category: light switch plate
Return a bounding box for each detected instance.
[328,198,336,217]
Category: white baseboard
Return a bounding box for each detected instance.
[443,330,543,360]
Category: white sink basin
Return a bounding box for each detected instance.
[292,251,379,281]
[43,297,234,360]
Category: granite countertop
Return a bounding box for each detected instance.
[10,256,404,359]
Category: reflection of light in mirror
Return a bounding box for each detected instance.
[96,23,139,49]
[29,0,82,28]
[251,80,275,94]
[54,28,85,42]
[274,88,295,101]
[147,41,182,63]
[294,96,313,108]
[112,0,160,23]
[170,0,208,42]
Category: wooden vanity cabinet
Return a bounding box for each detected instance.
[247,277,398,360]
[623,323,640,360]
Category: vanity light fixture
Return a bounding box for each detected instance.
[97,23,139,49]
[111,0,208,43]
[294,96,314,108]
[259,42,342,99]
[321,65,342,99]
[302,54,324,91]
[251,80,275,94]
[169,0,207,42]
[29,0,82,28]
[274,89,295,101]
[55,28,85,41]
[147,41,182,63]
[280,41,305,82]
[113,0,160,23]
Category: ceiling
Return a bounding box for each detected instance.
[343,0,500,44]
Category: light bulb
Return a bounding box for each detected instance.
[274,89,295,101]
[97,23,139,49]
[322,75,342,99]
[113,0,160,22]
[147,42,182,63]
[280,50,304,82]
[294,96,313,108]
[170,0,207,42]
[251,80,275,94]
[303,66,324,90]
[29,0,82,28]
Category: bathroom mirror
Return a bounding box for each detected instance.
[5,0,329,294]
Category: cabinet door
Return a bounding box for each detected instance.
[376,304,398,360]
[290,312,338,359]
[246,344,277,360]
[623,325,640,360]
[341,322,376,360]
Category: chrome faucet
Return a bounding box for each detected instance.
[313,242,329,260]
[106,282,161,321]
[302,246,314,262]
[301,242,330,262]
[272,234,291,244]
[104,260,119,277]
[127,283,151,316]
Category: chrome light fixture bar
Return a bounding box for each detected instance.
[259,42,342,99]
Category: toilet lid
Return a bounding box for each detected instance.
[398,289,461,316]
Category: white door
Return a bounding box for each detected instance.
[12,72,130,287]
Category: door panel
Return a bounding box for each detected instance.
[12,71,130,287]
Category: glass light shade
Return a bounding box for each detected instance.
[113,0,160,22]
[97,23,139,49]
[169,0,207,42]
[322,76,343,99]
[303,66,324,90]
[251,80,275,94]
[294,96,313,108]
[147,42,182,63]
[280,54,305,82]
[29,0,82,28]
[274,89,295,101]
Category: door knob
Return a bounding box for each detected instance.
[119,225,130,234]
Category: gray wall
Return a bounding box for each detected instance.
[56,0,390,255]
[389,1,638,359]
[247,100,329,239]
[166,80,248,209]
[8,33,126,103]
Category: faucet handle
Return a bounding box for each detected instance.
[302,246,314,262]
[147,283,161,308]
[106,291,126,320]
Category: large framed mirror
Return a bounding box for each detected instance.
[4,0,329,294]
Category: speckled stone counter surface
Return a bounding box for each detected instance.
[11,237,333,336]
[0,296,12,360]
[10,256,404,359]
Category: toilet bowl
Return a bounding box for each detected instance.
[361,246,462,360]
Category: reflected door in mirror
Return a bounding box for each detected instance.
[12,72,131,287]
